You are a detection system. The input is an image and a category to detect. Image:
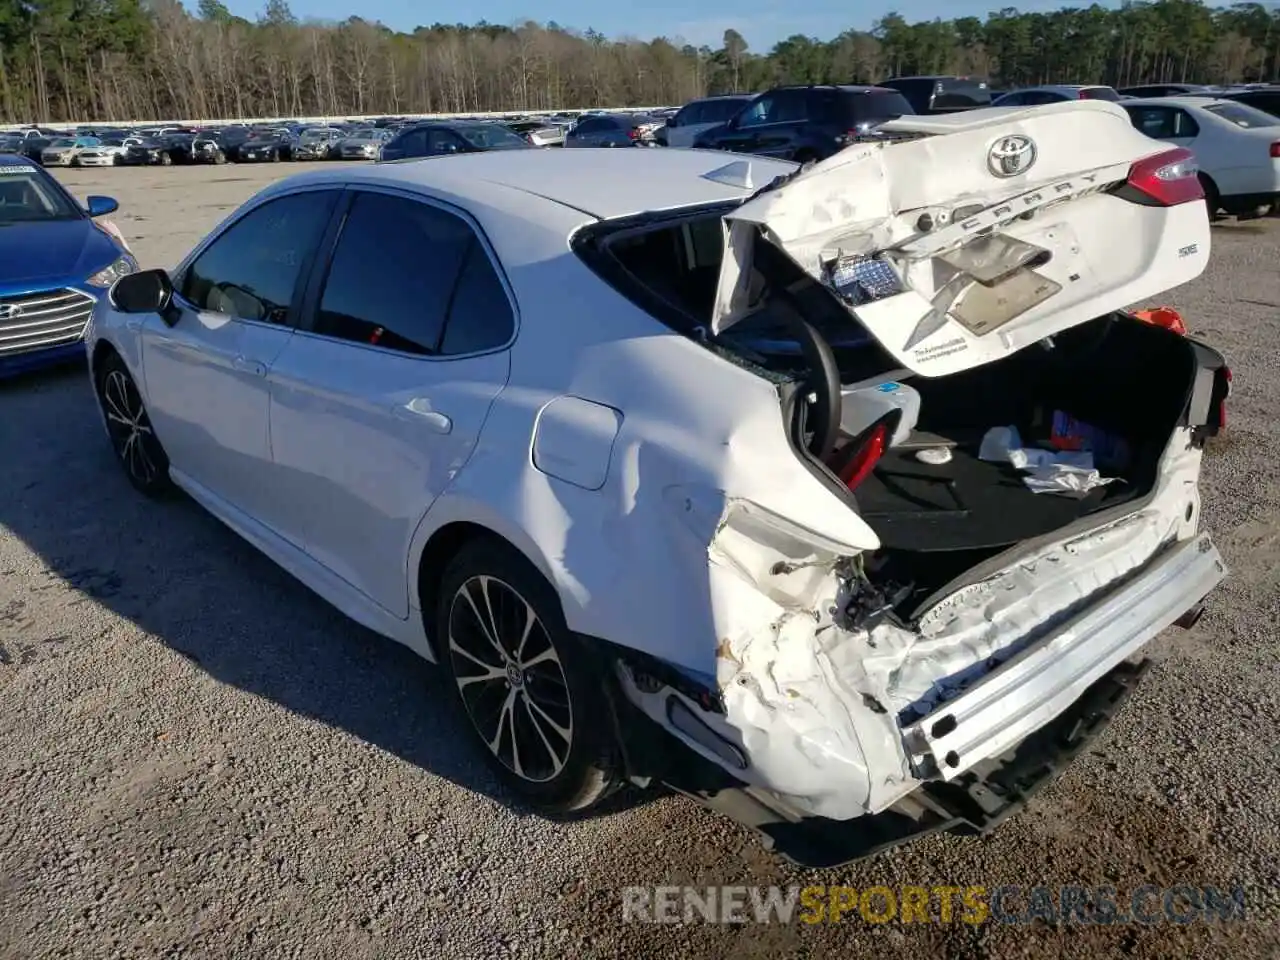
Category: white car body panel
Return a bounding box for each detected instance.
[1121,96,1280,199]
[86,131,1225,825]
[711,101,1211,376]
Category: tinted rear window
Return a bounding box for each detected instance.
[931,80,991,110]
[1204,101,1279,128]
[843,91,914,124]
[1080,87,1121,101]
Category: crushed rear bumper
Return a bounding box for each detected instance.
[663,657,1151,868]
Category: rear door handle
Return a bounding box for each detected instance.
[395,399,452,434]
[232,355,267,377]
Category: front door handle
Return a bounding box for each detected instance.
[232,355,267,377]
[395,399,452,434]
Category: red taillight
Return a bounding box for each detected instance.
[1270,141,1280,158]
[838,424,889,491]
[1123,147,1204,206]
[628,128,639,140]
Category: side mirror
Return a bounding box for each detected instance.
[110,268,174,319]
[86,195,118,217]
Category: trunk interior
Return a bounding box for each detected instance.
[853,316,1201,609]
[590,211,1207,609]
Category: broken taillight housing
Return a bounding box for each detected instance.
[838,424,888,490]
[1115,147,1204,207]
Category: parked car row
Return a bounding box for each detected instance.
[0,112,590,169]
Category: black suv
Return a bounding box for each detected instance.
[1218,86,1280,118]
[692,85,914,163]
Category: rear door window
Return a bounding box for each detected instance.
[708,99,749,122]
[1125,107,1198,139]
[311,192,474,354]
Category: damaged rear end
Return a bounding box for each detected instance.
[578,100,1230,865]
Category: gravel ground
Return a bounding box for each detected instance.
[1,164,1278,959]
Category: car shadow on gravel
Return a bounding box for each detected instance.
[0,363,659,822]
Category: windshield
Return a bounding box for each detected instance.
[456,124,530,149]
[302,129,333,141]
[50,139,75,148]
[349,128,376,138]
[0,166,81,223]
[1204,101,1279,128]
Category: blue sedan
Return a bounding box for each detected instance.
[0,154,135,377]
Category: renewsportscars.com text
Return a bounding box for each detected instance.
[622,885,1247,926]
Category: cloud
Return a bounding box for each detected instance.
[671,12,839,49]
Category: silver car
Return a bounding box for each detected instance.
[335,128,392,160]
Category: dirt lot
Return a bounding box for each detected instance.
[1,162,1278,959]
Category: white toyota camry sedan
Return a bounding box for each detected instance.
[87,99,1231,865]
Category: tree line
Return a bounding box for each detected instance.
[1,0,1278,124]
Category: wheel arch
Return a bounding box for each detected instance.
[410,500,563,659]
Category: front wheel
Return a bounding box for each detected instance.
[159,152,172,166]
[96,353,173,497]
[213,150,226,165]
[270,149,280,163]
[437,539,622,814]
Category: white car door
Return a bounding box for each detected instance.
[266,187,514,618]
[141,187,340,529]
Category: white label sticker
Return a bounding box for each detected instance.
[0,164,38,175]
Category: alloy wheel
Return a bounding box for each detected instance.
[101,369,162,487]
[447,575,573,783]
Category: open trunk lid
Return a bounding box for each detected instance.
[711,100,1211,377]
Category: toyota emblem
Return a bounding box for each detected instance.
[0,303,22,321]
[987,134,1037,178]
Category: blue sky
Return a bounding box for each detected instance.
[205,0,1113,50]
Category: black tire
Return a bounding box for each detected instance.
[96,352,173,497]
[270,149,280,163]
[71,156,81,167]
[792,149,819,166]
[112,154,123,166]
[436,538,621,814]
[1200,174,1221,221]
[160,151,172,166]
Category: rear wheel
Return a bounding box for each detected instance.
[96,353,172,497]
[436,539,621,814]
[1200,174,1221,221]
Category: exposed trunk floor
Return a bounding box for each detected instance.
[857,439,1136,552]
